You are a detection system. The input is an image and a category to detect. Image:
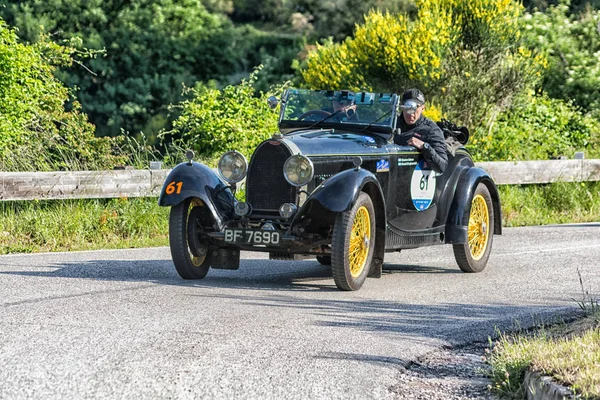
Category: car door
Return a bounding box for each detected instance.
[387,145,446,231]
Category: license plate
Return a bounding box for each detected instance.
[224,229,281,245]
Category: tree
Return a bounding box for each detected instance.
[0,19,121,171]
[522,2,600,117]
[166,69,285,160]
[301,0,545,129]
[2,0,238,138]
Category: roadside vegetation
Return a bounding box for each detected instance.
[487,273,600,399]
[0,198,168,254]
[1,0,600,255]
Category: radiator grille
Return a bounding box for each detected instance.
[246,141,297,211]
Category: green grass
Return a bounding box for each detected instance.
[0,181,598,255]
[499,181,600,226]
[0,198,169,254]
[487,271,600,399]
[487,314,600,399]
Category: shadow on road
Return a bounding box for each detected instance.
[0,258,462,290]
[0,257,578,346]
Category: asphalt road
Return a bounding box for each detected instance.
[1,224,599,399]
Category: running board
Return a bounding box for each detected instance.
[385,224,445,251]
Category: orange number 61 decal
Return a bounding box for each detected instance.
[165,181,183,195]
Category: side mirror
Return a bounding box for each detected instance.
[267,96,279,109]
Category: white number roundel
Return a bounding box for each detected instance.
[410,160,436,210]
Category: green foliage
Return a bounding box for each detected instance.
[522,3,600,117]
[488,320,600,399]
[0,19,122,172]
[167,69,285,160]
[499,181,600,227]
[230,0,415,41]
[1,0,239,138]
[0,198,169,254]
[1,0,308,139]
[301,0,545,130]
[472,92,600,161]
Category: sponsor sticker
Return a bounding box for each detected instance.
[410,160,436,210]
[398,158,418,167]
[363,136,376,143]
[376,159,390,172]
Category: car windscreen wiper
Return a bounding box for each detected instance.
[307,110,343,130]
[360,109,393,132]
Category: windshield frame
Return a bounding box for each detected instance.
[277,89,399,139]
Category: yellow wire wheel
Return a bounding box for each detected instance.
[331,192,375,291]
[467,194,489,261]
[349,206,371,278]
[453,183,494,273]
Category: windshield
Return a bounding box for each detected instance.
[278,89,398,135]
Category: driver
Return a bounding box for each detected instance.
[328,91,358,122]
[394,89,447,173]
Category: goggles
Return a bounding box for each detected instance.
[400,100,420,115]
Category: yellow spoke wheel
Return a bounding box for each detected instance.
[349,206,371,278]
[331,193,375,291]
[453,183,494,273]
[467,194,489,261]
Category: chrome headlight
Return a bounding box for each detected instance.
[283,155,314,187]
[279,203,298,219]
[217,151,248,184]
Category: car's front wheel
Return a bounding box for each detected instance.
[169,198,211,279]
[331,192,375,291]
[453,183,494,273]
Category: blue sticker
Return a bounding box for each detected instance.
[376,159,389,172]
[363,136,376,143]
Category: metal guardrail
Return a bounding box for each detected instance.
[1,159,599,201]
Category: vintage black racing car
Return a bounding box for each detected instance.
[158,89,502,291]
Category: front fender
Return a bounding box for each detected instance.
[445,167,502,243]
[158,162,235,231]
[307,167,382,213]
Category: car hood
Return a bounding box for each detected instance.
[282,129,393,158]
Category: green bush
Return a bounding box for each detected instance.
[522,3,600,117]
[166,69,285,161]
[471,92,600,161]
[301,0,545,130]
[0,19,123,172]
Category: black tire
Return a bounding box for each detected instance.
[331,192,376,291]
[169,198,211,279]
[453,183,494,273]
[316,255,331,266]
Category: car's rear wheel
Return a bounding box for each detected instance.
[453,183,494,273]
[331,192,375,291]
[169,198,211,279]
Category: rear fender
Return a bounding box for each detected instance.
[445,167,502,244]
[158,162,235,231]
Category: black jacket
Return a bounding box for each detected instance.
[394,115,448,173]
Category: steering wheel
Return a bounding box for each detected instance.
[297,110,331,121]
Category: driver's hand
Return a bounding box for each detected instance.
[407,137,425,150]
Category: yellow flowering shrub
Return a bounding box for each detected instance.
[302,6,454,94]
[301,0,545,130]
